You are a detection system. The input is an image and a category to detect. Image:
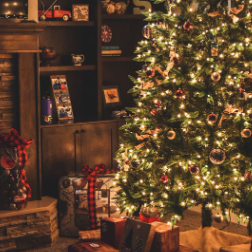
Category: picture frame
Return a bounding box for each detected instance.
[50,75,74,121]
[72,4,89,21]
[102,86,121,105]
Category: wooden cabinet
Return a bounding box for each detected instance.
[41,121,119,198]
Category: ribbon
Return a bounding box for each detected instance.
[81,163,115,229]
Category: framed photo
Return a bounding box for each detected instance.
[102,86,121,105]
[72,4,89,21]
[50,75,74,121]
[51,75,68,91]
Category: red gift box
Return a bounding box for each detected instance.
[139,213,161,223]
[101,217,126,249]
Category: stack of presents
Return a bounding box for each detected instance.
[58,164,197,252]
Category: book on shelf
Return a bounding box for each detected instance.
[102,46,120,50]
[102,50,122,55]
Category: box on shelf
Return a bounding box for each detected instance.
[101,217,126,249]
[119,218,156,252]
[150,221,179,252]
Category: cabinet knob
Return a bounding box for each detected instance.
[81,129,87,133]
[75,130,80,134]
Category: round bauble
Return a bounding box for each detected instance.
[241,129,251,138]
[183,20,193,31]
[160,173,168,183]
[175,89,184,99]
[167,130,176,140]
[9,203,16,210]
[189,164,200,174]
[211,72,221,82]
[172,56,180,65]
[142,24,152,39]
[213,213,224,223]
[209,149,226,165]
[131,160,140,168]
[146,68,155,77]
[207,113,218,123]
[244,170,251,179]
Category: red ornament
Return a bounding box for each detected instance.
[244,171,251,179]
[183,20,193,31]
[175,89,184,99]
[189,164,200,174]
[146,68,155,77]
[160,173,168,183]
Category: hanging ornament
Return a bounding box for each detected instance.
[172,55,180,65]
[213,213,224,223]
[241,129,252,138]
[160,173,168,183]
[211,40,218,56]
[189,164,200,174]
[197,40,206,52]
[167,130,176,140]
[207,113,218,124]
[142,24,152,39]
[211,72,221,82]
[146,68,155,77]
[239,80,245,100]
[183,20,193,31]
[131,160,140,168]
[175,89,184,99]
[209,149,226,165]
[244,170,251,179]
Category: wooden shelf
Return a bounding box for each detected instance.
[39,21,95,27]
[40,65,96,73]
[102,56,135,62]
[102,14,145,20]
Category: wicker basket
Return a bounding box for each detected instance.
[101,0,130,14]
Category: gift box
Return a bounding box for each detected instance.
[101,217,126,249]
[150,221,179,252]
[139,213,161,223]
[68,241,119,252]
[119,218,156,252]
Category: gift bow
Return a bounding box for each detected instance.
[82,163,115,229]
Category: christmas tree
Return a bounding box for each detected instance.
[115,0,252,232]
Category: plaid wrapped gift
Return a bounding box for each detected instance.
[68,241,119,252]
[81,164,115,229]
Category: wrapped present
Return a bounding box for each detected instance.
[68,241,119,252]
[119,218,156,252]
[79,229,101,241]
[150,221,179,252]
[139,213,161,223]
[139,205,161,223]
[101,217,126,249]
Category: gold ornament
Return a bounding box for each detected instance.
[241,129,252,138]
[213,213,224,223]
[211,72,221,82]
[207,113,218,124]
[167,130,176,140]
[209,149,226,165]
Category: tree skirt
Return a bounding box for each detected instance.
[180,227,251,252]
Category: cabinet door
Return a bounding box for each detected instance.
[80,122,119,171]
[42,125,81,198]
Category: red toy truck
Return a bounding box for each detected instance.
[38,0,71,21]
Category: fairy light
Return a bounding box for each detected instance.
[140,179,143,183]
[180,103,185,109]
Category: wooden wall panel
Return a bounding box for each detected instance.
[0,54,18,133]
[18,53,38,200]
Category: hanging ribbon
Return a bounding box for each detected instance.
[81,163,115,229]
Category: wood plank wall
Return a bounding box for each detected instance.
[0,54,18,133]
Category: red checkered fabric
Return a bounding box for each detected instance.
[82,164,115,229]
[0,128,33,198]
[68,241,119,252]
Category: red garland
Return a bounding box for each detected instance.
[0,128,33,199]
[82,163,115,229]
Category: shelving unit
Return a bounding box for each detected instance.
[37,0,149,198]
